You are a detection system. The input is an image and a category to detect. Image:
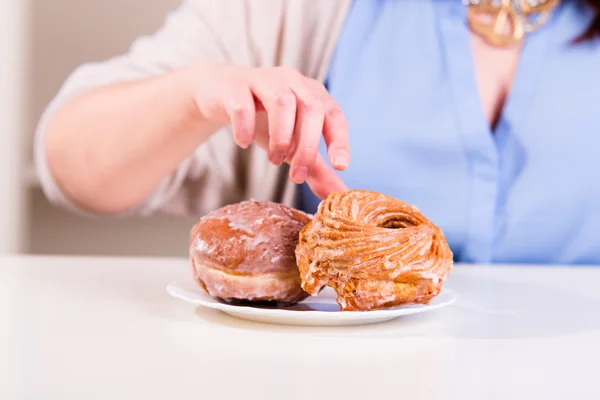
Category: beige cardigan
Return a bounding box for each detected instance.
[34,0,352,217]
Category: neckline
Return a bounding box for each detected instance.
[436,1,563,262]
[436,1,565,144]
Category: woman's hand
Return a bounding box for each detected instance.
[193,63,350,199]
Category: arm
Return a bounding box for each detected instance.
[34,1,229,216]
[43,65,218,215]
[35,1,350,216]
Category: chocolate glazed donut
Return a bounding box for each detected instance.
[190,200,312,305]
[295,190,454,311]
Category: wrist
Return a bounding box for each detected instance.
[165,63,226,142]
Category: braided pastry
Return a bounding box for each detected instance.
[295,190,453,311]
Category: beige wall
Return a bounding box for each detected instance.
[27,0,198,257]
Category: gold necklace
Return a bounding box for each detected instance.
[465,0,560,47]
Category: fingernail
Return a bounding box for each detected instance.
[271,154,286,166]
[292,166,308,183]
[235,131,254,149]
[332,151,349,169]
[236,138,250,149]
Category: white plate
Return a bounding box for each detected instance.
[167,282,457,326]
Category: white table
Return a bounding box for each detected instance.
[1,255,599,400]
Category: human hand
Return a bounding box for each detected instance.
[193,63,349,199]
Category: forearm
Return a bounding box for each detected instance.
[44,65,219,214]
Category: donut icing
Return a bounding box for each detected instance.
[190,200,312,304]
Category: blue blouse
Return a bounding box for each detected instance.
[300,0,600,265]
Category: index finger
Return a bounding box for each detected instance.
[304,154,348,200]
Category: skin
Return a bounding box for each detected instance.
[470,33,521,129]
[44,35,520,215]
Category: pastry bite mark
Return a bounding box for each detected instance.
[295,190,454,311]
[190,200,312,305]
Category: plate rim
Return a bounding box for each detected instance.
[166,283,457,320]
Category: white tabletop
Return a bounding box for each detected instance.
[1,255,599,400]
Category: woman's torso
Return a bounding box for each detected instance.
[300,0,600,265]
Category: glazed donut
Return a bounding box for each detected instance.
[189,200,312,305]
[295,190,454,311]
